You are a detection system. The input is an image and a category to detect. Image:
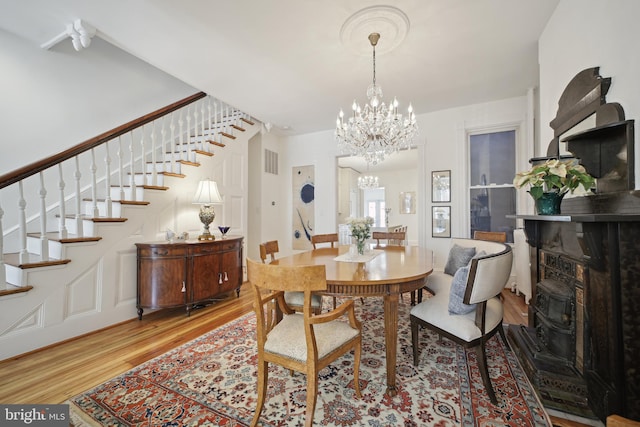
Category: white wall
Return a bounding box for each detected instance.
[0,29,196,175]
[539,0,640,189]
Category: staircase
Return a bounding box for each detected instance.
[0,93,260,360]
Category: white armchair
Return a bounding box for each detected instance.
[410,238,513,404]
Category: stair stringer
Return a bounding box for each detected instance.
[0,121,258,360]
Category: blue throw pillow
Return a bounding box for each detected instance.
[448,265,476,315]
[444,244,476,276]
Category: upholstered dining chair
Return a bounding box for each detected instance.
[310,233,339,249]
[410,240,513,404]
[247,258,362,427]
[473,230,507,243]
[259,240,322,314]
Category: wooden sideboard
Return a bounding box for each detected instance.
[135,236,243,319]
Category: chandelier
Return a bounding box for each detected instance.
[335,32,418,165]
[357,174,379,190]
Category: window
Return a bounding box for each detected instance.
[363,188,385,227]
[468,130,516,242]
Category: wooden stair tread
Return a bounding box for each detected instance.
[3,253,71,269]
[160,172,186,178]
[142,185,169,190]
[92,217,128,222]
[231,124,245,132]
[207,140,225,148]
[194,150,214,157]
[220,132,236,140]
[26,232,102,243]
[0,285,34,297]
[241,117,255,126]
[61,214,130,222]
[109,185,169,190]
[178,160,200,167]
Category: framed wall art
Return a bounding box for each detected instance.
[431,170,451,203]
[432,206,451,238]
[399,191,416,214]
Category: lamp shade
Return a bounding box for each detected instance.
[193,180,222,205]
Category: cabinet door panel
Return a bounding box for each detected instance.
[138,257,187,308]
[219,249,242,293]
[191,252,220,302]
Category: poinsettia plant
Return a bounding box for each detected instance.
[513,159,595,200]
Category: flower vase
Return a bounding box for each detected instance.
[356,238,366,255]
[535,192,565,215]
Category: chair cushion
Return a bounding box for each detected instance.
[284,291,323,309]
[448,265,475,315]
[444,244,476,276]
[447,250,489,314]
[264,314,360,362]
[425,271,453,295]
[411,294,504,342]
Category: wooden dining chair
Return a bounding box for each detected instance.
[311,233,339,249]
[473,230,507,243]
[372,231,406,247]
[259,240,322,314]
[372,230,419,304]
[247,258,362,427]
[607,415,640,427]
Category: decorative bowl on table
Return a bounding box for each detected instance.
[218,226,230,238]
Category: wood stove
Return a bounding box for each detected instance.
[508,68,640,422]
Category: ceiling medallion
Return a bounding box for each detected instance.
[339,5,410,56]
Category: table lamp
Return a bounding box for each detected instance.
[193,179,222,240]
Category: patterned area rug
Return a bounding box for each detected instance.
[68,297,551,426]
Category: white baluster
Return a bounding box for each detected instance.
[150,121,157,187]
[186,106,193,162]
[207,98,213,154]
[200,100,206,152]
[187,108,191,162]
[213,101,218,144]
[160,116,167,176]
[0,201,6,289]
[194,103,202,154]
[17,181,29,263]
[139,125,147,187]
[224,104,229,135]
[38,172,49,261]
[117,136,125,202]
[169,113,177,173]
[90,148,99,218]
[104,141,113,217]
[57,163,68,238]
[129,131,137,202]
[178,110,185,163]
[74,156,83,237]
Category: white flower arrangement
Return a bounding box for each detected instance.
[346,216,374,242]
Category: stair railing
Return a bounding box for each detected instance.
[0,92,255,290]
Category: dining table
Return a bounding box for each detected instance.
[272,244,433,397]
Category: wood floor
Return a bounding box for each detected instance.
[0,285,586,426]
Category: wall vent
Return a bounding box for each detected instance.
[265,149,278,175]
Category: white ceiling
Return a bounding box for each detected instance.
[1,0,559,172]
